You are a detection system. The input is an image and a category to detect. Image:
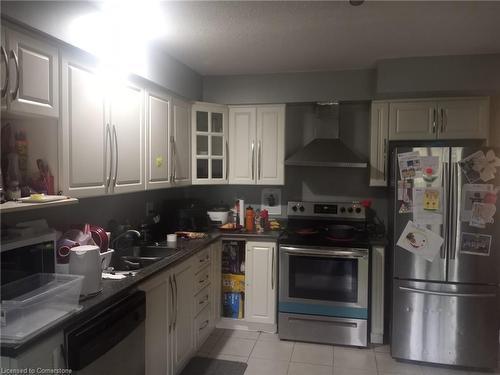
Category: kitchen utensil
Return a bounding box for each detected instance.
[69,245,102,297]
[89,224,109,252]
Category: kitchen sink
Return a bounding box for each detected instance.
[110,245,180,271]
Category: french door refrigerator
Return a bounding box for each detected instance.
[391,145,500,369]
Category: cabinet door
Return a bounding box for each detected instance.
[229,106,257,184]
[172,98,191,186]
[1,27,7,110]
[61,59,108,197]
[146,92,171,190]
[437,98,489,140]
[140,276,171,375]
[172,260,194,374]
[7,28,59,117]
[256,105,285,185]
[210,242,222,327]
[245,241,277,325]
[389,101,436,140]
[369,102,389,187]
[111,83,145,193]
[192,102,228,184]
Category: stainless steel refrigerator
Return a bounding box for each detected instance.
[391,146,500,369]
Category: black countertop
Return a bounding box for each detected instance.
[0,230,281,357]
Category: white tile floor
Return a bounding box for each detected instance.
[197,329,500,375]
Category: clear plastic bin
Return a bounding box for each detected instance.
[1,273,83,343]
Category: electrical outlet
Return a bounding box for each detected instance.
[146,202,155,216]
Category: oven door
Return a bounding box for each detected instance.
[279,246,369,319]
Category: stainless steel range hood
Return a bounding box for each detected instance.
[285,101,368,168]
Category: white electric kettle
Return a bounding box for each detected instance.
[69,245,102,296]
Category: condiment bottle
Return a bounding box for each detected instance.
[245,206,255,232]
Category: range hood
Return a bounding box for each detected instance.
[285,101,368,168]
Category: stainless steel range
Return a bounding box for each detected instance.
[278,201,370,347]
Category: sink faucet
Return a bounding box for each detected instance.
[111,230,141,251]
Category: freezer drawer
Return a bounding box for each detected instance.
[392,279,499,369]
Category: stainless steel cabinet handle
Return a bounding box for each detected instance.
[168,276,174,333]
[1,46,8,98]
[432,109,437,134]
[271,247,275,290]
[170,136,176,183]
[383,138,387,181]
[105,124,113,192]
[112,125,118,188]
[173,274,178,328]
[9,49,19,101]
[440,108,445,133]
[399,286,496,298]
[251,140,255,180]
[258,140,262,181]
[225,140,229,180]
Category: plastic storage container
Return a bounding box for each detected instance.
[1,273,83,343]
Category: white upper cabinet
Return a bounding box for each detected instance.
[4,27,59,117]
[369,102,389,187]
[388,97,490,141]
[61,59,108,197]
[389,101,436,140]
[146,92,171,190]
[245,241,277,326]
[229,104,285,185]
[437,98,489,139]
[229,106,257,184]
[256,105,285,185]
[172,97,191,186]
[109,83,145,194]
[191,102,228,184]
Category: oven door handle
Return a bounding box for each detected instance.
[281,247,368,259]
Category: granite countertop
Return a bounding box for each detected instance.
[1,230,282,357]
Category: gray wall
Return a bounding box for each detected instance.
[1,1,202,100]
[203,69,376,104]
[376,54,500,97]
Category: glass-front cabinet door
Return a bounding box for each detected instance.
[192,102,228,184]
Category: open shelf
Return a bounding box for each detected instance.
[0,198,78,214]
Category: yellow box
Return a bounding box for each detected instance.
[222,274,245,293]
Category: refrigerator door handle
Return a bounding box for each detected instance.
[399,286,496,298]
[441,161,448,259]
[450,162,459,260]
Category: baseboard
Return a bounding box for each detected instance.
[371,333,384,344]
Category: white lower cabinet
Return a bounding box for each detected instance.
[244,241,277,326]
[139,270,172,375]
[171,259,195,374]
[210,242,222,329]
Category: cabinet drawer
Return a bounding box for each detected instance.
[195,304,211,348]
[195,248,211,273]
[195,265,211,294]
[195,286,211,316]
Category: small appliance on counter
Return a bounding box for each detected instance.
[207,205,231,226]
[161,199,209,234]
[69,245,103,297]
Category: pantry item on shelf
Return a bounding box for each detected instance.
[245,206,255,231]
[175,231,208,240]
[35,159,55,195]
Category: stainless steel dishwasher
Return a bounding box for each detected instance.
[65,290,146,375]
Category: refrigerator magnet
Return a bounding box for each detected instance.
[398,151,422,180]
[421,156,440,183]
[460,232,492,256]
[396,221,444,262]
[460,184,494,222]
[469,202,496,228]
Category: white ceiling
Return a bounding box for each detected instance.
[156,1,500,76]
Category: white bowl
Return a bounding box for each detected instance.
[207,211,229,224]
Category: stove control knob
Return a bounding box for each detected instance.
[292,206,298,212]
[340,207,346,213]
[355,207,362,214]
[347,207,353,213]
[299,206,305,212]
